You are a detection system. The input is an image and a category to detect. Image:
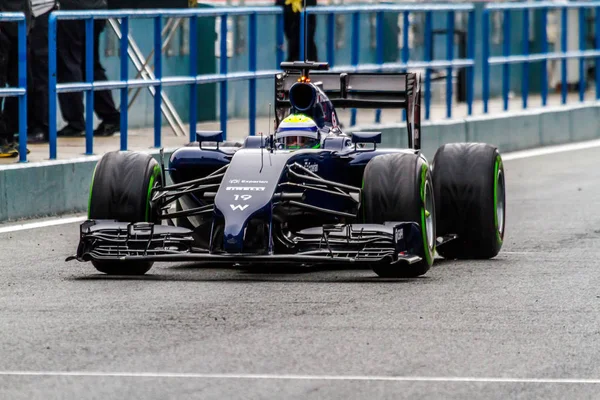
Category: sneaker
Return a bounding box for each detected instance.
[58,125,85,137]
[0,140,19,158]
[8,140,30,155]
[94,120,120,137]
[15,128,49,145]
[28,128,49,144]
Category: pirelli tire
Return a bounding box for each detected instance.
[432,143,505,260]
[87,151,163,275]
[362,152,436,278]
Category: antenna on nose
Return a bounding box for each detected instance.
[303,0,308,62]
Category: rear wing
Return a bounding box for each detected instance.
[275,67,422,150]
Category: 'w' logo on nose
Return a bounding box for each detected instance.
[230,204,250,211]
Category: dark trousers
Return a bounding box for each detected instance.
[57,19,119,131]
[284,14,318,62]
[28,9,52,134]
[0,26,24,142]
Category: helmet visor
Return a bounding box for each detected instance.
[279,135,320,149]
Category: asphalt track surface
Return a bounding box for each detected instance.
[2,144,600,399]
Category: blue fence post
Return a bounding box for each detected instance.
[189,15,198,143]
[350,11,359,127]
[120,16,129,151]
[220,14,228,140]
[424,11,432,120]
[17,17,27,162]
[401,11,409,122]
[154,16,162,148]
[85,18,94,155]
[49,13,57,160]
[502,9,510,111]
[561,7,567,105]
[482,9,489,114]
[446,10,454,119]
[374,11,384,124]
[249,12,257,136]
[327,13,335,67]
[522,8,529,110]
[467,9,474,116]
[541,7,548,107]
[579,7,585,103]
[596,5,600,100]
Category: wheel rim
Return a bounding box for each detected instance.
[424,180,435,250]
[496,169,505,234]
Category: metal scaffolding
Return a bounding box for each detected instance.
[106,17,188,137]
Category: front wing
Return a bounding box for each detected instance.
[67,220,427,267]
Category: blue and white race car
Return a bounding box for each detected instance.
[68,61,506,278]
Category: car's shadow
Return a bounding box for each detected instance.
[69,258,464,283]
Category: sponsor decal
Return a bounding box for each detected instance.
[229,179,268,184]
[395,228,404,242]
[230,204,250,211]
[229,194,253,212]
[226,187,266,191]
[302,159,319,173]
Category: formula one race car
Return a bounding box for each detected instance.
[67,61,506,278]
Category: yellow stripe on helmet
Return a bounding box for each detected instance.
[282,114,314,124]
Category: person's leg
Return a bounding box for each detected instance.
[308,14,318,62]
[0,28,27,157]
[90,19,120,136]
[0,28,18,157]
[0,28,10,137]
[56,19,85,135]
[284,14,300,62]
[27,10,52,143]
[3,30,21,140]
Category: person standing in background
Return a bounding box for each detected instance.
[27,0,59,144]
[276,0,318,62]
[0,0,32,157]
[56,0,120,137]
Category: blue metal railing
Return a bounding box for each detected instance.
[0,12,27,163]
[48,7,284,160]
[482,1,600,113]
[45,4,475,161]
[304,4,476,123]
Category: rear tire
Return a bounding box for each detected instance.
[88,151,163,275]
[362,153,436,278]
[432,143,505,259]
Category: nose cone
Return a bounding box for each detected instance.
[214,149,294,253]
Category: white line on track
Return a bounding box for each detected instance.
[0,371,600,384]
[501,138,600,160]
[2,137,600,235]
[0,216,87,234]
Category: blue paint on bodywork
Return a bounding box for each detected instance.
[168,139,420,254]
[214,149,290,253]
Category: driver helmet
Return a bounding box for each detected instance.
[275,114,321,150]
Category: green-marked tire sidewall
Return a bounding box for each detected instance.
[88,152,162,223]
[432,143,505,260]
[420,163,434,266]
[145,164,162,222]
[493,155,504,245]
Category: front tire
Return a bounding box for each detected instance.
[88,151,163,275]
[362,153,436,278]
[432,143,505,259]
